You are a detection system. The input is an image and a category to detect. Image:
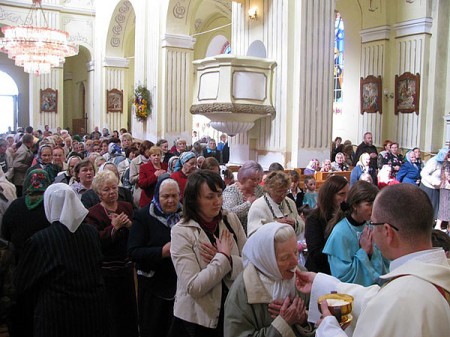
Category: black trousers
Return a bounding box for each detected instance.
[137,276,174,337]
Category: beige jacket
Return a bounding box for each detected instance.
[170,210,246,328]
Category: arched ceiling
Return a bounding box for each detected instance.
[166,0,231,35]
[105,0,136,57]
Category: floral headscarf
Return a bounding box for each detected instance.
[23,169,51,210]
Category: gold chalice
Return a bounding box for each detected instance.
[318,293,354,325]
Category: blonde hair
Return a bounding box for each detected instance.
[92,170,118,194]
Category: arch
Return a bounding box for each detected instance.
[206,35,229,57]
[0,71,19,132]
[246,40,267,58]
[105,0,136,57]
[64,45,91,131]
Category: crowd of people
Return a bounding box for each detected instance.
[0,125,448,337]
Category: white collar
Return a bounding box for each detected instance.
[389,248,444,272]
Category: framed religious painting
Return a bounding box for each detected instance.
[395,72,420,115]
[360,75,382,114]
[106,89,123,113]
[40,88,58,113]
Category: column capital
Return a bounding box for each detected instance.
[162,33,196,50]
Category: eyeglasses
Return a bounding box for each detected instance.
[367,220,399,231]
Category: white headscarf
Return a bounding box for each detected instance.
[44,183,89,233]
[243,222,297,300]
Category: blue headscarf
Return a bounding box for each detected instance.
[174,151,196,172]
[150,173,182,228]
[435,147,449,163]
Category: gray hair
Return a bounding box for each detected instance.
[237,160,263,183]
[274,224,296,244]
[159,178,180,193]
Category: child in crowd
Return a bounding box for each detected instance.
[286,170,304,209]
[302,175,318,208]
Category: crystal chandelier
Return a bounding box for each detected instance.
[0,0,79,75]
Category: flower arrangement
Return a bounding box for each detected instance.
[133,84,152,122]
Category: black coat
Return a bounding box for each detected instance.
[128,205,177,299]
[14,222,108,337]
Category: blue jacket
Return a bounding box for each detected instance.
[396,161,421,185]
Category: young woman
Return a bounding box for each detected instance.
[323,181,389,286]
[304,175,349,274]
[169,170,246,337]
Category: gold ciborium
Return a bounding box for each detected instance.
[318,293,354,325]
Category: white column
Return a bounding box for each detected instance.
[103,57,129,133]
[86,61,95,132]
[291,0,335,167]
[161,33,196,143]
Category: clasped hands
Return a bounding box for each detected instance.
[199,229,233,264]
[268,296,307,326]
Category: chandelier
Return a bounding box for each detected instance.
[0,0,79,75]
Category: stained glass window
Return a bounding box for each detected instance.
[333,11,344,114]
[221,41,231,54]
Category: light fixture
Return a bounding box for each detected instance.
[0,0,79,76]
[383,89,394,100]
[248,7,258,20]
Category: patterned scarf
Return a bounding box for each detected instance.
[150,174,182,228]
[23,169,51,210]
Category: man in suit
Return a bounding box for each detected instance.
[12,134,35,197]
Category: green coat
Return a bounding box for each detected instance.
[224,263,315,337]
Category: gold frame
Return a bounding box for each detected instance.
[395,72,420,115]
[106,89,123,113]
[40,88,58,113]
[360,75,382,114]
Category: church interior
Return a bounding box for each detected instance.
[1,0,449,168]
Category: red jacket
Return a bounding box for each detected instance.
[138,161,168,207]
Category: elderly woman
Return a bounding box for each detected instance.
[396,150,421,185]
[81,162,133,209]
[15,183,107,337]
[71,159,95,197]
[350,153,377,186]
[323,181,389,286]
[304,159,319,175]
[138,146,168,207]
[26,145,61,183]
[167,155,179,174]
[129,140,154,207]
[420,147,448,221]
[305,175,349,274]
[247,171,304,239]
[14,183,108,337]
[222,161,264,233]
[156,139,174,163]
[201,157,221,174]
[1,169,51,261]
[2,169,52,336]
[85,171,138,337]
[170,151,197,202]
[320,159,332,172]
[169,170,246,337]
[128,175,182,337]
[225,222,314,337]
[331,152,349,172]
